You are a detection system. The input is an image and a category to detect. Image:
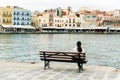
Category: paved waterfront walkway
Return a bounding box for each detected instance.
[0,61,120,80]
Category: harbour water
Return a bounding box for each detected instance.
[0,34,120,69]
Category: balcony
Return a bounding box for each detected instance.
[2,14,12,17]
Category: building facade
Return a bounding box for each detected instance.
[76,10,97,27]
[110,10,120,27]
[12,6,31,26]
[0,6,12,26]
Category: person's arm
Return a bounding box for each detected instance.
[82,48,85,53]
[72,47,77,52]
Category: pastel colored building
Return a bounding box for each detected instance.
[110,10,120,27]
[63,12,80,28]
[37,12,50,27]
[31,11,54,29]
[12,6,31,26]
[76,10,97,27]
[0,6,12,26]
[97,12,111,26]
[113,9,120,18]
[53,16,65,28]
[0,6,35,32]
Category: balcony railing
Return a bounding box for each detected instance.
[2,14,12,17]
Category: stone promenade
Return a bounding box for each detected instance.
[0,61,120,80]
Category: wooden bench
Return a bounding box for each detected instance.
[40,51,87,72]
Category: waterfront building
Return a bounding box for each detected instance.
[110,17,120,27]
[0,6,35,32]
[95,11,111,26]
[37,12,50,27]
[76,10,97,27]
[53,15,65,28]
[110,10,120,27]
[27,6,120,32]
[31,14,39,28]
[12,6,31,26]
[63,12,80,28]
[31,11,43,28]
[31,11,55,31]
[0,6,12,26]
[113,9,120,18]
[11,6,35,32]
[0,7,3,25]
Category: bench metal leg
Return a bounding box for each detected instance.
[44,61,50,70]
[47,61,50,68]
[77,63,84,73]
[81,64,84,71]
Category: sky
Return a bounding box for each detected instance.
[0,0,119,12]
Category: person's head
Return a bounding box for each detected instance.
[76,41,82,52]
[77,41,81,47]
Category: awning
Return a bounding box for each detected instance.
[109,27,120,30]
[2,25,35,29]
[12,25,35,29]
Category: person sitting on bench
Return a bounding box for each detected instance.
[72,41,86,70]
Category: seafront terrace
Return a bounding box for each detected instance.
[41,26,120,33]
[0,61,120,80]
[1,25,120,33]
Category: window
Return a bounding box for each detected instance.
[3,19,5,22]
[17,22,19,25]
[27,13,29,16]
[39,19,41,22]
[69,19,71,23]
[22,17,24,20]
[17,17,19,20]
[14,22,16,25]
[22,12,24,15]
[27,22,29,25]
[73,24,75,26]
[73,19,75,23]
[14,12,16,15]
[17,12,20,15]
[50,15,53,18]
[14,17,16,20]
[87,16,91,18]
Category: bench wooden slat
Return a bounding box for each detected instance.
[40,51,85,54]
[41,58,87,63]
[40,54,85,56]
[40,55,86,59]
[40,56,86,60]
[41,58,77,62]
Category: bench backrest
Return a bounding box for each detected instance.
[40,51,86,63]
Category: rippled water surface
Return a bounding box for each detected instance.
[0,34,120,68]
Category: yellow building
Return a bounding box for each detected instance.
[0,6,12,26]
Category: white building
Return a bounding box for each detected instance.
[12,6,31,26]
[53,16,65,27]
[62,12,81,28]
[76,10,97,27]
[113,9,120,19]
